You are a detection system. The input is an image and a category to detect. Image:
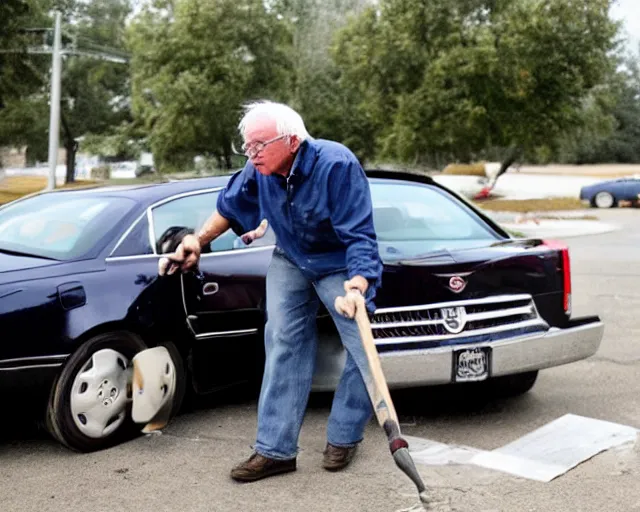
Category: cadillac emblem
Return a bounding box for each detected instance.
[441,306,467,334]
[448,276,467,293]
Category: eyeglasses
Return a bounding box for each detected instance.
[242,135,286,158]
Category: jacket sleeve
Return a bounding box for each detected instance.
[216,164,262,237]
[327,158,383,307]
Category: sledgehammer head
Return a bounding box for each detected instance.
[392,447,428,498]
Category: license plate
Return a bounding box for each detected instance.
[452,347,491,382]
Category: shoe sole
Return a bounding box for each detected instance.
[322,462,352,472]
[231,466,296,482]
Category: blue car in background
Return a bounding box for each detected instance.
[579,176,640,208]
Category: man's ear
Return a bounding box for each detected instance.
[289,135,301,153]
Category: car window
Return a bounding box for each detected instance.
[150,190,275,254]
[110,214,154,257]
[369,181,501,259]
[0,193,136,260]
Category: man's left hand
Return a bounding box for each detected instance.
[240,219,269,245]
[344,275,368,295]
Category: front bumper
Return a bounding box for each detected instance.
[311,316,604,391]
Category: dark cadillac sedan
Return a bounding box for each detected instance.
[0,170,604,452]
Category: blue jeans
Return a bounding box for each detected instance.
[253,250,374,460]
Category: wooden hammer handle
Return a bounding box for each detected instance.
[351,293,400,428]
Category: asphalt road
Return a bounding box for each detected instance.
[2,209,640,512]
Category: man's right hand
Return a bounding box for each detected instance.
[158,219,268,276]
[158,234,201,276]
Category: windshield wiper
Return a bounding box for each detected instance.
[0,248,57,260]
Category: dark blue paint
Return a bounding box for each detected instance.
[0,170,578,400]
[580,177,640,204]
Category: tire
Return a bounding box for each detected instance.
[488,370,538,398]
[46,332,185,453]
[593,191,616,208]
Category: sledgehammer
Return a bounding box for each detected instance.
[335,289,430,508]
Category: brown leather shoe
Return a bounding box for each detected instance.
[230,452,296,482]
[322,442,358,471]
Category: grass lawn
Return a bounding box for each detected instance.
[0,175,168,205]
[472,196,588,212]
[0,176,105,205]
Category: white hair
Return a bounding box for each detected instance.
[238,100,310,142]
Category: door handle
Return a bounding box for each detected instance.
[203,282,219,295]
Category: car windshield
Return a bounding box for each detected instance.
[0,193,137,260]
[370,180,501,260]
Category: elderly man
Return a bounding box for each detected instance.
[167,100,383,482]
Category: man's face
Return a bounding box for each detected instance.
[243,118,299,176]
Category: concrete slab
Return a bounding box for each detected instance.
[499,219,621,239]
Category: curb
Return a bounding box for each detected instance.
[500,219,620,239]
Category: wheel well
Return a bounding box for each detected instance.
[69,321,192,360]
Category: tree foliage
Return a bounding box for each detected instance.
[557,54,640,164]
[0,0,132,174]
[127,0,293,171]
[1,0,638,177]
[333,0,620,167]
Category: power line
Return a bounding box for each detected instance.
[9,26,130,63]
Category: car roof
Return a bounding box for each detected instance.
[23,174,235,207]
[20,169,438,207]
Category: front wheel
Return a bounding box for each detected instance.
[593,191,616,208]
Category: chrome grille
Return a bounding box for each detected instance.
[370,294,547,345]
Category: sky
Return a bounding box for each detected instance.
[610,0,640,57]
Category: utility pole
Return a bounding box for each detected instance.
[3,18,129,190]
[46,11,62,191]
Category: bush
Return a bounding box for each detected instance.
[91,165,111,180]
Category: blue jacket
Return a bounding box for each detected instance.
[217,137,383,306]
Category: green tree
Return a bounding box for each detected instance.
[58,0,133,181]
[127,0,292,172]
[0,1,40,110]
[333,0,620,172]
[0,0,50,161]
[576,55,640,163]
[0,0,131,181]
[270,0,375,162]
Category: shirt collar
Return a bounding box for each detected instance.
[289,138,318,181]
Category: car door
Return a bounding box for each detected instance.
[627,178,640,203]
[149,189,274,393]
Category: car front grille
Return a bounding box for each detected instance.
[371,294,547,345]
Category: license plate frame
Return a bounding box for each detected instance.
[452,346,492,383]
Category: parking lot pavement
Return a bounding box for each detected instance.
[2,208,640,512]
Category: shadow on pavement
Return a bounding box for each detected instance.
[1,380,533,447]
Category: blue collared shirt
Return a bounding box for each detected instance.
[216,137,383,306]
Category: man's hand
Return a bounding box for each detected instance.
[158,234,201,276]
[344,275,368,295]
[240,219,269,245]
[158,220,269,276]
[336,276,369,319]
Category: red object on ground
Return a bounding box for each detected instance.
[473,186,493,200]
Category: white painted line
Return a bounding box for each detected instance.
[405,436,483,466]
